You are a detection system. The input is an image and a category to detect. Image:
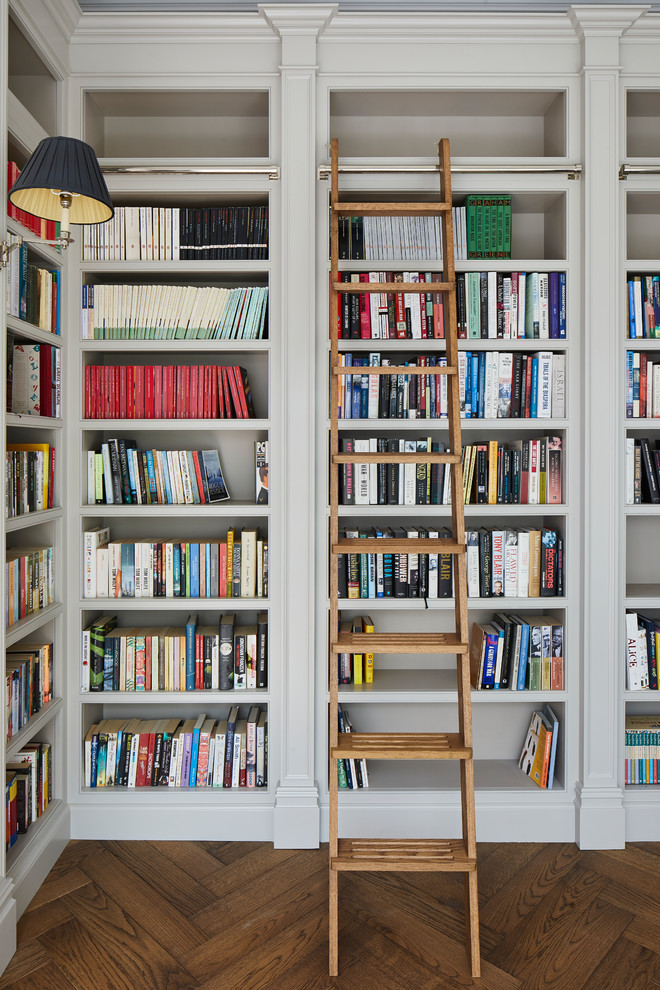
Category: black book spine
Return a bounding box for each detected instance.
[640,438,660,503]
[511,352,523,418]
[479,272,489,338]
[377,438,387,505]
[479,529,491,597]
[256,613,268,689]
[108,440,123,504]
[219,615,235,691]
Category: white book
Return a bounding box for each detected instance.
[354,438,370,505]
[487,271,497,338]
[368,352,380,417]
[96,547,109,598]
[466,531,480,598]
[510,274,519,340]
[491,530,505,596]
[497,351,513,419]
[503,276,512,339]
[87,450,96,505]
[231,731,241,787]
[551,353,565,419]
[517,272,527,338]
[535,351,553,418]
[368,437,378,507]
[84,527,110,598]
[625,612,646,690]
[458,351,467,415]
[403,439,417,505]
[427,528,439,599]
[504,530,518,597]
[483,351,497,419]
[517,530,530,597]
[212,722,227,787]
[538,272,550,338]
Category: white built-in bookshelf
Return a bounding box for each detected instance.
[3,0,660,975]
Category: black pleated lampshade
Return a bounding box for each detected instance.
[8,136,113,225]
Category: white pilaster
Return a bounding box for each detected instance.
[260,4,336,848]
[570,4,648,850]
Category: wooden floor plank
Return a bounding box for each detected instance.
[20,857,90,914]
[16,897,73,943]
[486,868,631,988]
[480,843,583,935]
[581,935,660,990]
[146,840,229,886]
[191,847,326,935]
[201,842,300,898]
[101,839,217,915]
[183,864,328,981]
[75,844,207,959]
[0,961,80,990]
[0,940,51,989]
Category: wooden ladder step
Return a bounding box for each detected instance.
[332,838,476,873]
[333,537,465,554]
[333,280,453,294]
[331,631,468,654]
[333,202,451,216]
[332,364,457,376]
[332,731,471,761]
[333,451,460,465]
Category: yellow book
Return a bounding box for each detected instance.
[226,528,235,598]
[352,617,362,684]
[488,440,498,505]
[361,615,374,683]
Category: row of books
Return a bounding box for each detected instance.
[339,526,454,600]
[625,437,660,505]
[337,706,368,788]
[83,363,255,421]
[81,283,268,341]
[625,610,660,690]
[5,546,55,628]
[470,616,563,691]
[5,641,53,740]
[339,435,562,507]
[627,274,660,339]
[6,740,52,848]
[625,351,660,418]
[82,613,267,693]
[338,350,565,421]
[624,715,660,784]
[81,205,269,262]
[9,341,61,419]
[6,443,55,518]
[338,270,566,341]
[7,162,61,243]
[518,705,559,789]
[337,616,374,685]
[84,707,268,789]
[86,443,229,507]
[83,527,268,600]
[6,238,61,334]
[338,214,452,262]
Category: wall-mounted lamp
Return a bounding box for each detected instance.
[2,136,113,267]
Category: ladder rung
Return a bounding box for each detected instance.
[333,202,451,215]
[333,538,465,554]
[331,632,468,654]
[332,838,476,873]
[333,451,459,465]
[332,364,456,376]
[333,281,453,294]
[331,731,471,760]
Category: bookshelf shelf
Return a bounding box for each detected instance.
[80,339,271,352]
[5,508,62,532]
[5,604,62,648]
[6,699,63,762]
[7,319,63,347]
[77,418,270,431]
[6,414,62,431]
[79,502,269,517]
[78,598,268,610]
[5,799,64,875]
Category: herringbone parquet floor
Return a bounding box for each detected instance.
[1,839,660,989]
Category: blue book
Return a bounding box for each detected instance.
[343,354,352,418]
[558,273,566,339]
[126,449,137,502]
[464,351,472,417]
[549,272,559,339]
[185,613,197,691]
[206,543,211,596]
[173,544,181,596]
[360,360,369,418]
[103,639,114,691]
[481,627,499,689]
[530,358,539,418]
[120,543,135,597]
[352,360,362,419]
[477,352,486,418]
[188,714,205,789]
[629,279,636,339]
[471,352,479,418]
[543,704,559,790]
[160,452,173,503]
[190,543,200,597]
[145,450,158,500]
[516,618,531,690]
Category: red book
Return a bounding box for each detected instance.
[126,365,135,418]
[394,276,407,339]
[97,366,104,419]
[39,344,52,417]
[418,355,427,416]
[219,542,227,597]
[48,447,55,508]
[110,366,117,419]
[524,356,533,418]
[419,274,428,339]
[197,366,204,418]
[143,366,153,419]
[135,732,150,787]
[154,365,162,418]
[84,365,91,419]
[359,273,371,339]
[191,451,207,504]
[7,162,20,221]
[135,365,145,419]
[226,366,243,418]
[170,365,177,418]
[641,352,648,418]
[195,633,202,689]
[201,366,208,419]
[190,364,198,418]
[219,366,231,417]
[211,366,219,418]
[216,366,225,419]
[119,366,128,419]
[433,293,445,339]
[233,366,250,419]
[182,364,190,418]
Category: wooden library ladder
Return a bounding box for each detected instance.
[327,138,481,978]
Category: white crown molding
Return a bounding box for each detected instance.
[320,9,577,39]
[9,0,80,75]
[69,9,275,42]
[259,3,336,35]
[568,4,649,37]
